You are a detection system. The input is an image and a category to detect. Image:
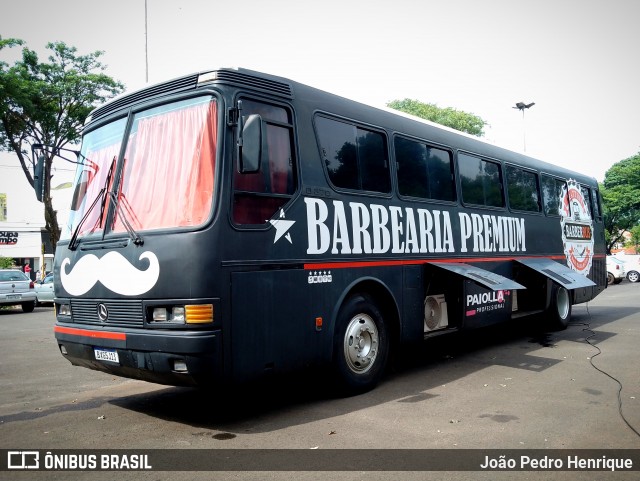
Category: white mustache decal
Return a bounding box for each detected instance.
[60,251,160,296]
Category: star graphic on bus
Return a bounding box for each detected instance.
[269,209,295,244]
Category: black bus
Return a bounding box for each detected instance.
[50,68,606,393]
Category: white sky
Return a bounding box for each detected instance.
[1,0,640,184]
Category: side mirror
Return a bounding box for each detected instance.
[239,114,264,174]
[32,145,45,202]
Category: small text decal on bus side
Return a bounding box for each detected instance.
[559,180,594,274]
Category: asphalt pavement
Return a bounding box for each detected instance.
[0,281,639,480]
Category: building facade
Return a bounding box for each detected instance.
[0,157,55,280]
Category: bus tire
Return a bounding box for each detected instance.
[332,293,389,394]
[547,284,571,331]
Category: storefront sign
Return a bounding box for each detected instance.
[0,231,19,245]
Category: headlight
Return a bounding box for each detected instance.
[57,304,71,316]
[152,306,185,323]
[150,304,213,324]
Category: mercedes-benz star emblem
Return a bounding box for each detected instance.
[97,303,109,322]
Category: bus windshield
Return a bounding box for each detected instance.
[64,96,217,240]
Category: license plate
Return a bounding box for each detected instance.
[94,348,119,363]
[6,294,21,300]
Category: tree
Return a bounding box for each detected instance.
[0,37,124,247]
[626,224,640,254]
[0,256,14,269]
[386,98,487,137]
[600,152,640,253]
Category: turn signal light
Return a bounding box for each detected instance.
[185,304,214,324]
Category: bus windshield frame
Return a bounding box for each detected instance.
[63,95,218,241]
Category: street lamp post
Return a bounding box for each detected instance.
[513,101,535,151]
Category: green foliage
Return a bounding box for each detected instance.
[387,98,487,137]
[0,256,15,269]
[0,37,124,246]
[627,225,640,253]
[600,152,640,252]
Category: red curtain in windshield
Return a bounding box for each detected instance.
[114,100,217,232]
[71,144,119,236]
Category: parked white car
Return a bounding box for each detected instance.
[606,256,626,285]
[34,273,55,305]
[614,254,640,283]
[0,269,36,312]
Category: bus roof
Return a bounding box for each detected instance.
[88,66,598,187]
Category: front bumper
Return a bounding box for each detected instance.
[54,323,223,387]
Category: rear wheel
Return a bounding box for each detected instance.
[22,301,35,313]
[332,293,389,394]
[547,284,571,330]
[627,271,639,283]
[607,272,614,285]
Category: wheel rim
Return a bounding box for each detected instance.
[343,314,379,375]
[628,271,639,283]
[556,287,570,319]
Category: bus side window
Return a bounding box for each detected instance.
[541,175,567,216]
[505,165,540,212]
[315,115,391,194]
[232,99,297,225]
[579,184,593,219]
[593,188,603,220]
[458,152,504,207]
[395,136,455,202]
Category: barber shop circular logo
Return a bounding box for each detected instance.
[559,180,594,274]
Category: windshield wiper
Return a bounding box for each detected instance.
[108,190,143,246]
[68,158,116,251]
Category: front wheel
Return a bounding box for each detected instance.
[332,293,389,394]
[546,284,571,331]
[627,271,639,283]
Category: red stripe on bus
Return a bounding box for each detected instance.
[54,325,126,341]
[304,254,596,271]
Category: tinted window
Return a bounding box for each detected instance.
[458,153,503,207]
[395,137,455,201]
[506,165,540,212]
[579,184,592,218]
[315,116,390,193]
[541,175,567,216]
[593,189,602,218]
